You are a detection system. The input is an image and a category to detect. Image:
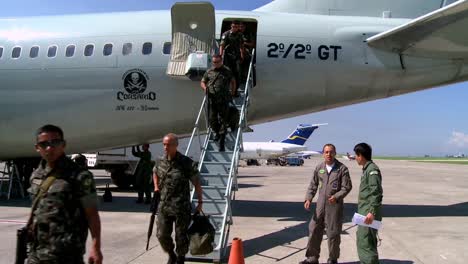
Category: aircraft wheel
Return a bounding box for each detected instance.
[110,169,134,190]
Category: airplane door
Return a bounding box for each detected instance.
[167,2,216,80]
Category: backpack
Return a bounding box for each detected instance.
[188,211,216,255]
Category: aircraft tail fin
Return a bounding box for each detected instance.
[367,0,468,59]
[281,123,327,145]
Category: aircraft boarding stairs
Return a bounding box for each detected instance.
[0,161,24,200]
[184,50,255,263]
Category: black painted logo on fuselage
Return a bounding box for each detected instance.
[118,69,156,101]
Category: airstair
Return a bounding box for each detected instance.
[184,50,256,263]
[0,161,24,200]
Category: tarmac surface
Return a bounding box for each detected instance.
[1,157,467,263]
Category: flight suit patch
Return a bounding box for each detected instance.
[332,181,338,189]
[369,171,379,175]
[319,169,325,174]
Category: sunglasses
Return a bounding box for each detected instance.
[36,139,65,149]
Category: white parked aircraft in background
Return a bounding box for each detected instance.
[1,0,468,163]
[292,150,323,159]
[342,152,357,161]
[241,123,326,159]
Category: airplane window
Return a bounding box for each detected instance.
[122,43,132,55]
[66,45,75,57]
[30,46,39,58]
[12,47,21,58]
[48,46,57,58]
[0,47,3,58]
[103,43,113,56]
[84,44,94,56]
[142,42,152,55]
[163,42,171,54]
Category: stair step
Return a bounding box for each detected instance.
[200,175,230,186]
[200,185,229,200]
[202,161,231,165]
[200,173,229,177]
[192,200,227,216]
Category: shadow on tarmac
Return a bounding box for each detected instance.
[2,195,467,218]
[232,200,468,221]
[233,200,468,259]
[341,260,413,264]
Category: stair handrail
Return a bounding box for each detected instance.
[184,95,208,157]
[217,49,255,252]
[225,48,255,197]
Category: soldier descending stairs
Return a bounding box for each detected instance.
[184,49,256,263]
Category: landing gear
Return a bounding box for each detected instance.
[109,166,135,190]
[1,158,39,199]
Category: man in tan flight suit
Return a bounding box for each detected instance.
[300,144,352,264]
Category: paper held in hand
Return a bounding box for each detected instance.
[352,213,382,230]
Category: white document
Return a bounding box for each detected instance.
[352,213,382,230]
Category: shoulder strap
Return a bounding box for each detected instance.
[27,175,57,228]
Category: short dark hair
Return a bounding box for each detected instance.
[354,143,372,161]
[212,54,222,60]
[36,124,64,141]
[232,20,241,25]
[322,143,336,153]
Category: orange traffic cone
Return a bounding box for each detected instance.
[228,237,245,264]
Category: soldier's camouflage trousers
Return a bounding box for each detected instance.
[156,210,191,257]
[208,97,229,136]
[223,55,241,89]
[27,253,85,264]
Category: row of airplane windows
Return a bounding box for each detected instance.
[0,42,172,60]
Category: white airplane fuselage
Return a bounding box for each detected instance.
[1,10,467,159]
[241,142,307,160]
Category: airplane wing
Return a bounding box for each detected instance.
[367,0,468,59]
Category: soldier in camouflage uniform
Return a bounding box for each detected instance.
[27,124,102,264]
[132,144,153,204]
[300,144,352,264]
[220,20,244,94]
[354,143,383,264]
[153,133,203,264]
[239,22,255,84]
[201,54,236,152]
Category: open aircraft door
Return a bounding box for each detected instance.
[167,2,216,80]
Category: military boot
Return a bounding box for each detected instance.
[167,252,177,264]
[298,257,319,264]
[219,134,226,152]
[176,255,185,264]
[213,133,220,142]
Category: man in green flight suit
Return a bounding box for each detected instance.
[354,143,383,264]
[153,133,203,264]
[132,144,153,204]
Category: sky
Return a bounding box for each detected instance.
[2,0,468,156]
